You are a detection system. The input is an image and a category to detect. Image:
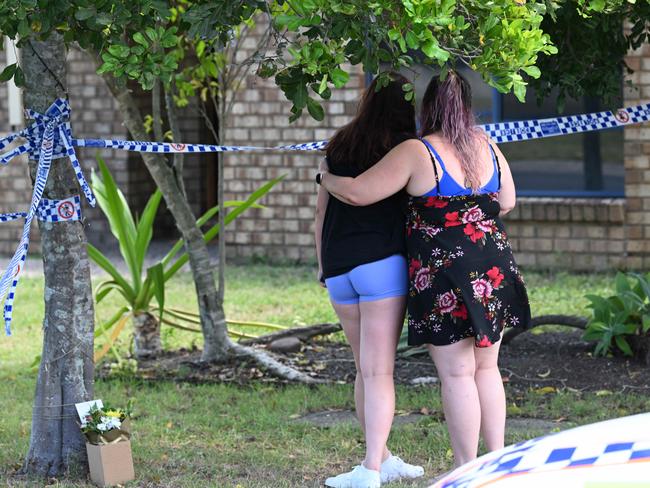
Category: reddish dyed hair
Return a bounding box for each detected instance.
[326,72,416,170]
[419,70,486,191]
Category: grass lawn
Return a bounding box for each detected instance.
[1,265,648,487]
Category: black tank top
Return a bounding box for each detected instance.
[321,156,408,279]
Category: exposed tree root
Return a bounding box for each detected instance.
[241,323,342,346]
[228,342,325,384]
[502,315,588,345]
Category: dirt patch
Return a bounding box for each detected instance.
[294,409,570,435]
[120,329,650,394]
[294,410,428,428]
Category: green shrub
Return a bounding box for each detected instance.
[583,272,650,357]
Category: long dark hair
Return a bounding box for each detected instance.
[326,72,416,170]
[419,70,486,191]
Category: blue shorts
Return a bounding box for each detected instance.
[325,254,408,305]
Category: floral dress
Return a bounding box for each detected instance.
[406,141,530,347]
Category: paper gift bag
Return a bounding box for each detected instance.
[86,439,135,487]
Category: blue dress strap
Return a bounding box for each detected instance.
[420,138,441,194]
[421,139,448,172]
[489,144,502,190]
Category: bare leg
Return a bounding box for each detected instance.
[359,296,406,471]
[474,338,505,452]
[428,338,480,467]
[331,302,365,429]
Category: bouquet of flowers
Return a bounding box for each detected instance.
[81,403,132,445]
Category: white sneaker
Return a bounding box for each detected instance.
[380,455,425,483]
[325,465,381,488]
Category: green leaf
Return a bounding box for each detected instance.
[422,41,450,62]
[405,31,419,50]
[133,32,149,47]
[87,244,136,302]
[134,190,163,277]
[513,80,527,102]
[94,280,122,303]
[17,19,30,38]
[91,158,141,294]
[107,44,130,59]
[147,263,165,321]
[307,97,325,121]
[0,64,17,82]
[13,67,24,87]
[293,84,308,110]
[615,335,633,356]
[318,74,328,95]
[275,14,295,28]
[615,272,631,294]
[330,68,349,88]
[75,7,96,21]
[588,0,606,12]
[522,65,541,79]
[642,315,650,334]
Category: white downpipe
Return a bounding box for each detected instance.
[4,37,23,129]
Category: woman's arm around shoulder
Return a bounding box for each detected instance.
[320,138,425,206]
[490,139,516,216]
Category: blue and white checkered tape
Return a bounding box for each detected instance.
[437,436,650,487]
[1,98,650,335]
[0,196,81,224]
[0,99,93,334]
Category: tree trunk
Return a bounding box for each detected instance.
[99,73,230,362]
[133,311,162,358]
[21,34,95,479]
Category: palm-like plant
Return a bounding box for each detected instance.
[88,157,284,362]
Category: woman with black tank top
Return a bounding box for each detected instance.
[319,71,531,472]
[315,73,424,488]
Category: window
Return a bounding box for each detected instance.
[496,87,624,197]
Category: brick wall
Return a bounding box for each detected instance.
[504,198,625,270]
[222,22,364,261]
[223,35,650,270]
[622,42,650,269]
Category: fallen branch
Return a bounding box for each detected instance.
[502,315,588,345]
[229,342,325,384]
[240,322,342,345]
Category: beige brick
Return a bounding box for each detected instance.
[608,226,625,240]
[626,256,644,269]
[627,240,650,253]
[608,241,625,254]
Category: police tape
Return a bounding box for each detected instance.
[0,98,649,334]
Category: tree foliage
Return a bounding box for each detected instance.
[0,1,555,119]
[532,0,650,109]
[0,0,645,116]
[261,0,556,120]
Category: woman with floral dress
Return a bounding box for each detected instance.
[318,70,531,469]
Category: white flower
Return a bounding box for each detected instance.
[98,416,122,431]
